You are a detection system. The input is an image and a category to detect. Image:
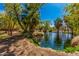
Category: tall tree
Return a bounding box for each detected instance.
[54,18,62,35]
[0,12,17,35]
[4,3,43,37]
[64,3,79,37]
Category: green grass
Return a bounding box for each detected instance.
[29,38,40,46]
[64,45,79,53]
[64,47,75,53]
[0,33,9,40]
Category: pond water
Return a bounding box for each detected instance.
[40,32,72,50]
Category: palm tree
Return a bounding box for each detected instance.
[43,21,50,33]
[54,18,62,36]
[21,3,43,37]
[65,3,79,38]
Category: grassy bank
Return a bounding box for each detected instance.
[64,45,79,53]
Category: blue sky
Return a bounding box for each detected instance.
[0,3,4,12]
[0,3,66,25]
[39,3,66,25]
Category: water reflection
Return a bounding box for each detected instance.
[54,33,62,50]
[44,32,49,41]
[40,32,72,50]
[64,39,71,49]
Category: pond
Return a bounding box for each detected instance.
[40,32,72,50]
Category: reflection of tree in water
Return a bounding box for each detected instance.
[44,32,49,41]
[43,32,50,48]
[54,33,62,50]
[64,39,71,49]
[43,32,72,50]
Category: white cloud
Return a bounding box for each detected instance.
[0,10,5,14]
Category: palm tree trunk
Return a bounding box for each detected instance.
[57,28,60,39]
[71,29,74,38]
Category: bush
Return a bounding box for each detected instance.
[29,38,40,46]
[64,45,79,53]
[75,45,79,51]
[64,47,75,53]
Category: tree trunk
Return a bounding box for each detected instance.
[56,28,60,43]
[71,29,74,38]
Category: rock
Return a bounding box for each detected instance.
[32,31,44,40]
[71,36,79,47]
[16,50,24,55]
[9,45,16,52]
[32,31,44,37]
[0,51,7,56]
[0,45,8,53]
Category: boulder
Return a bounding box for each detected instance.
[32,31,44,36]
[71,36,79,47]
[32,31,44,40]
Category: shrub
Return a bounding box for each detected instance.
[64,45,79,53]
[29,38,40,46]
[75,45,79,51]
[64,47,75,53]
